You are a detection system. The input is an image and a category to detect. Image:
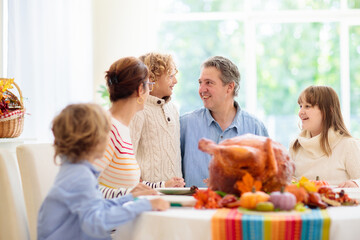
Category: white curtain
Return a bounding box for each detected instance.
[7,0,93,141]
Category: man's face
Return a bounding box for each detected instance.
[198,67,232,112]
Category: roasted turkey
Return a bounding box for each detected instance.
[198,134,295,195]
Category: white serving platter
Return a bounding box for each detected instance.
[156,187,207,195]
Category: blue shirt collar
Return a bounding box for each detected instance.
[204,101,242,133]
[83,160,101,178]
[61,157,101,178]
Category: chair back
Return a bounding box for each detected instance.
[16,143,59,240]
[0,149,30,240]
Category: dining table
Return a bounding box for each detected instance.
[114,202,360,240]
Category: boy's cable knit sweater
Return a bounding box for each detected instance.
[130,95,182,183]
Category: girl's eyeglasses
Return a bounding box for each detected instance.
[143,81,155,92]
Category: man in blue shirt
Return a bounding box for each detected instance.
[180,56,269,187]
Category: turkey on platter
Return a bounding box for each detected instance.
[198,134,295,195]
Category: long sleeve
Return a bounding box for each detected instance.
[180,114,188,179]
[93,117,168,198]
[94,138,133,198]
[141,180,165,188]
[98,185,131,198]
[37,162,152,240]
[291,129,360,185]
[93,135,114,172]
[130,109,166,188]
[344,138,360,186]
[257,122,269,137]
[129,96,182,183]
[98,181,164,199]
[129,110,145,155]
[69,183,151,238]
[93,118,141,198]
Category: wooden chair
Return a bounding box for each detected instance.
[0,149,30,240]
[16,143,59,240]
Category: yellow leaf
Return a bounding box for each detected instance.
[299,176,317,192]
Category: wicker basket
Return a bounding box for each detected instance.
[0,81,25,138]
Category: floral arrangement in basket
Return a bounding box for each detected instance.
[0,78,25,138]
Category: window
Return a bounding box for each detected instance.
[256,22,340,145]
[157,0,360,147]
[158,20,245,114]
[349,0,360,8]
[350,25,360,136]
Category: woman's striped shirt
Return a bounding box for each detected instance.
[93,117,163,199]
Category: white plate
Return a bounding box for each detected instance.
[139,195,197,207]
[332,188,360,200]
[156,187,207,195]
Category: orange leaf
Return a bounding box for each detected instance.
[254,181,262,191]
[235,172,262,194]
[243,172,253,187]
[235,182,251,194]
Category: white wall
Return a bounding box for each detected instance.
[7,0,94,141]
[0,0,3,76]
[92,0,159,103]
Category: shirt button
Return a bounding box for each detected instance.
[157,100,161,104]
[220,136,223,139]
[167,117,171,121]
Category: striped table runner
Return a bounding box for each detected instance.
[212,208,330,240]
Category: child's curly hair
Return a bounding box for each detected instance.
[139,53,177,82]
[52,103,110,164]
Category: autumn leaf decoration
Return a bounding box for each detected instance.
[235,172,262,195]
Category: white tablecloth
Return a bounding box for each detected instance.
[114,206,360,240]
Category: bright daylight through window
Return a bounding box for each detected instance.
[156,0,360,147]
